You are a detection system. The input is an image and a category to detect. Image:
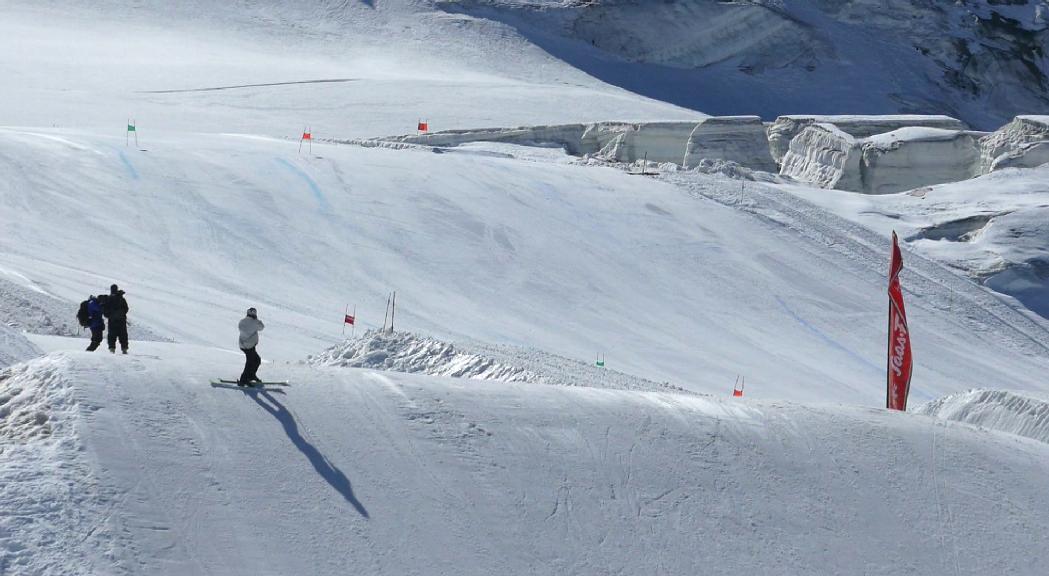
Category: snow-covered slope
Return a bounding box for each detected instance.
[785,164,1049,319]
[6,129,1049,405]
[6,342,1049,575]
[445,0,1049,130]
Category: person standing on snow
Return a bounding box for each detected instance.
[238,307,265,386]
[103,284,130,354]
[85,295,106,351]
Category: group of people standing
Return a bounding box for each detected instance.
[78,284,131,354]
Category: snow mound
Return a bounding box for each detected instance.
[981,115,1049,172]
[0,355,111,576]
[0,324,41,369]
[308,330,538,383]
[917,389,1049,445]
[308,330,689,394]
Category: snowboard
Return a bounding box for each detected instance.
[210,379,290,387]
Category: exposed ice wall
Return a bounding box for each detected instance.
[861,128,982,194]
[375,114,1048,194]
[768,115,968,165]
[682,116,775,171]
[781,125,983,194]
[981,115,1049,172]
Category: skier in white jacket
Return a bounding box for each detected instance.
[238,307,265,386]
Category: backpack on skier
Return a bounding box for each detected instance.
[76,300,91,327]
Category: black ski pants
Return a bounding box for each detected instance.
[108,317,128,352]
[240,347,261,383]
[87,327,104,351]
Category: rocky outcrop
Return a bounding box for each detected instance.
[681,116,775,172]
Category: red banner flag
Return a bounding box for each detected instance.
[344,314,355,325]
[887,231,913,411]
[417,121,428,132]
[302,131,312,140]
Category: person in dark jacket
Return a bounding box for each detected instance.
[85,295,106,351]
[103,284,130,354]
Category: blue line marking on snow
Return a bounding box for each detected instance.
[118,150,139,180]
[275,157,328,210]
[775,295,881,373]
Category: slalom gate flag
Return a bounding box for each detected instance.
[127,124,136,132]
[418,121,428,132]
[302,131,312,140]
[344,314,355,325]
[886,231,913,411]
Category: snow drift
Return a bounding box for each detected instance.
[308,330,688,394]
[917,389,1049,445]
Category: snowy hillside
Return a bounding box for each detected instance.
[444,0,1049,129]
[5,1,1049,574]
[5,341,1049,575]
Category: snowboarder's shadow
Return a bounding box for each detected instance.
[247,389,370,518]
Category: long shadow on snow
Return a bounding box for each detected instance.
[248,389,370,518]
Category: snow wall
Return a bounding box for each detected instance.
[767,114,969,165]
[980,115,1049,172]
[681,116,775,171]
[378,120,776,170]
[781,125,984,194]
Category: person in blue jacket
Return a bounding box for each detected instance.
[85,295,106,351]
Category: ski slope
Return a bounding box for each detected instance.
[5,339,1049,576]
[5,1,1049,574]
[4,130,1049,404]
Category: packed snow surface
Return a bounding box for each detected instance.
[5,342,1049,575]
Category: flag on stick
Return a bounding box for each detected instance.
[299,127,312,153]
[126,120,138,147]
[344,314,355,325]
[417,120,429,133]
[886,231,913,411]
[732,375,744,397]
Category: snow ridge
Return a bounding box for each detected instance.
[308,330,691,394]
[0,355,116,576]
[917,389,1049,445]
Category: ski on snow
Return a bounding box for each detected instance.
[210,379,290,388]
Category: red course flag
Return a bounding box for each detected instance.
[302,131,312,140]
[344,314,355,325]
[417,121,428,132]
[886,231,913,411]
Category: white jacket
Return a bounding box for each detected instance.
[238,316,265,349]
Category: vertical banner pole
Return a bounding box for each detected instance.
[133,120,138,148]
[390,291,396,333]
[126,119,130,147]
[343,304,348,336]
[352,305,357,338]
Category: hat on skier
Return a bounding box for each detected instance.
[246,307,257,317]
[110,284,119,294]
